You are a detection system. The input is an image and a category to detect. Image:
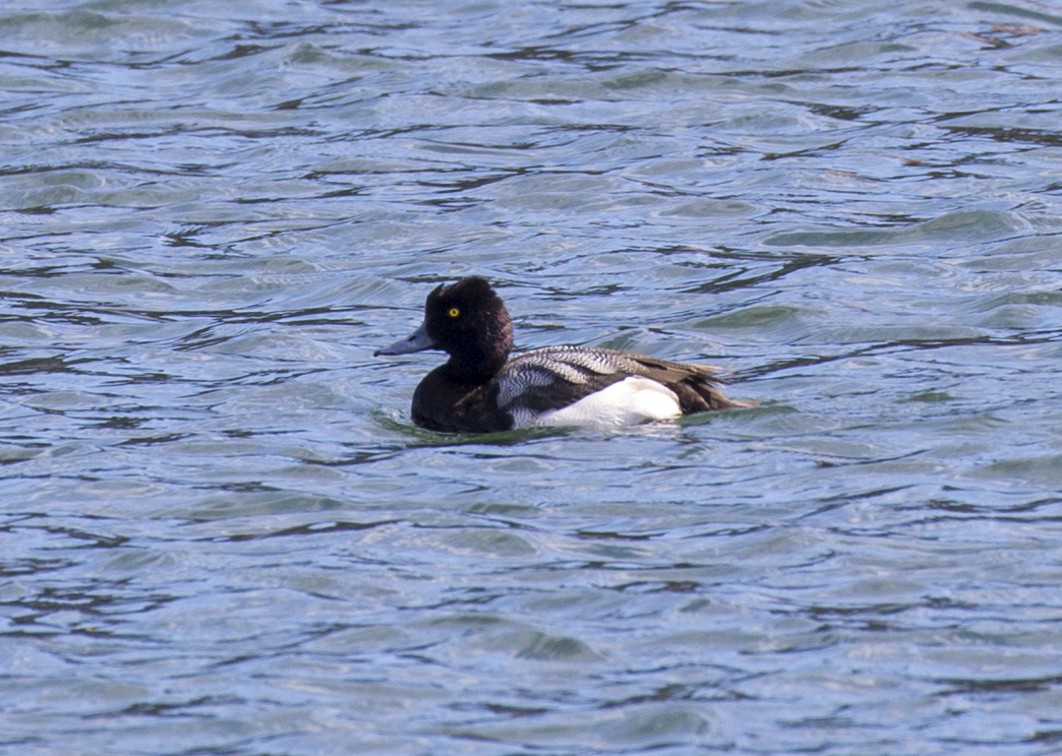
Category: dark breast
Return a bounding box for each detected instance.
[411,366,514,433]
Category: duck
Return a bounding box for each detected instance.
[374,276,754,433]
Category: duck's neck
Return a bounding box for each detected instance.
[445,346,509,383]
[445,320,512,382]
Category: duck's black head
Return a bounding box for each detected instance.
[375,276,514,380]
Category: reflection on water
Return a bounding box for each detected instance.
[2,0,1061,752]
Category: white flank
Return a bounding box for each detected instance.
[528,376,682,429]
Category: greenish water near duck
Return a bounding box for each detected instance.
[2,1,1060,752]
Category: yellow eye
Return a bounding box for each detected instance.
[448,307,460,318]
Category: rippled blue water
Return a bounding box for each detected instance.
[2,0,1061,752]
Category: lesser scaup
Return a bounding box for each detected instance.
[375,276,754,432]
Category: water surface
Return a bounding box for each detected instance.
[2,0,1061,752]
